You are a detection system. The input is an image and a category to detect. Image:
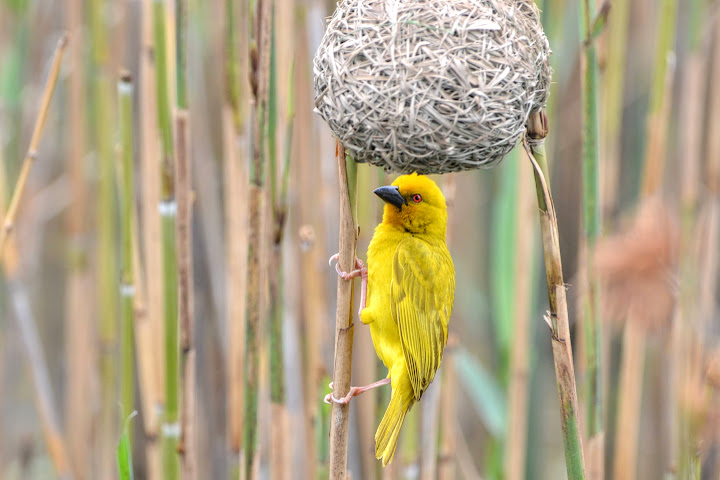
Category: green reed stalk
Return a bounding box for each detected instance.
[90,0,120,472]
[579,0,602,439]
[153,0,180,477]
[118,73,137,427]
[525,112,586,480]
[640,0,678,196]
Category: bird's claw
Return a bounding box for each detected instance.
[329,253,366,280]
[324,387,356,405]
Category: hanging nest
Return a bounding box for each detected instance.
[313,0,551,174]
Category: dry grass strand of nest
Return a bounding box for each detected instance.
[313,0,551,174]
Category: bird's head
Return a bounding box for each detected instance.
[374,173,448,235]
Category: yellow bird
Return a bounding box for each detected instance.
[327,173,455,466]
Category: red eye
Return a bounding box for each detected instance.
[411,194,422,203]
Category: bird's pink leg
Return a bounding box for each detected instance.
[329,253,368,316]
[324,378,391,405]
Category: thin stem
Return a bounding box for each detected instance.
[243,0,272,476]
[328,141,358,480]
[153,0,180,477]
[0,34,68,260]
[153,0,175,198]
[524,112,586,480]
[117,72,137,428]
[579,0,602,438]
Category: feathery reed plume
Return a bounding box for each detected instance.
[524,111,586,479]
[594,198,679,480]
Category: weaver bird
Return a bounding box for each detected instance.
[327,173,455,466]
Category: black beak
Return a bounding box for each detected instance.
[374,185,406,210]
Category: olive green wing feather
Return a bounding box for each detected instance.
[391,237,455,400]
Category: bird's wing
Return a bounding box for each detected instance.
[391,236,454,400]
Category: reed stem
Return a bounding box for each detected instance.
[0,34,67,259]
[579,0,602,441]
[243,0,272,476]
[524,111,586,480]
[328,141,358,480]
[117,72,137,429]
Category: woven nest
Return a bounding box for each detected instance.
[313,0,551,174]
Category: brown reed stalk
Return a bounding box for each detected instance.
[139,2,166,478]
[505,149,536,480]
[0,33,72,478]
[0,34,67,260]
[524,111,586,479]
[8,277,74,480]
[612,318,645,480]
[328,141,358,480]
[64,3,93,477]
[699,9,720,330]
[223,0,250,467]
[223,102,249,461]
[175,108,196,478]
[640,0,678,197]
[173,0,196,475]
[244,0,272,476]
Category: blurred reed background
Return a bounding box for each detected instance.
[0,0,718,479]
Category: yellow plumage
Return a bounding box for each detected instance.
[360,173,455,466]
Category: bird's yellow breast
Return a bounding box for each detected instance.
[361,224,405,370]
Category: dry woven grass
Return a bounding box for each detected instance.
[313,0,551,174]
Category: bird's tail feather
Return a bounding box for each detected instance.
[375,390,414,466]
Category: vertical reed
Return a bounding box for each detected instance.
[578,0,604,455]
[90,0,121,471]
[64,3,93,477]
[173,0,196,476]
[505,148,537,480]
[268,23,295,479]
[524,112,586,479]
[153,0,180,477]
[244,0,272,476]
[640,0,678,196]
[117,72,137,426]
[139,2,166,477]
[224,0,250,470]
[0,36,72,480]
[328,141,358,480]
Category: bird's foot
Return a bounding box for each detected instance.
[328,253,367,280]
[329,253,368,316]
[323,378,391,405]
